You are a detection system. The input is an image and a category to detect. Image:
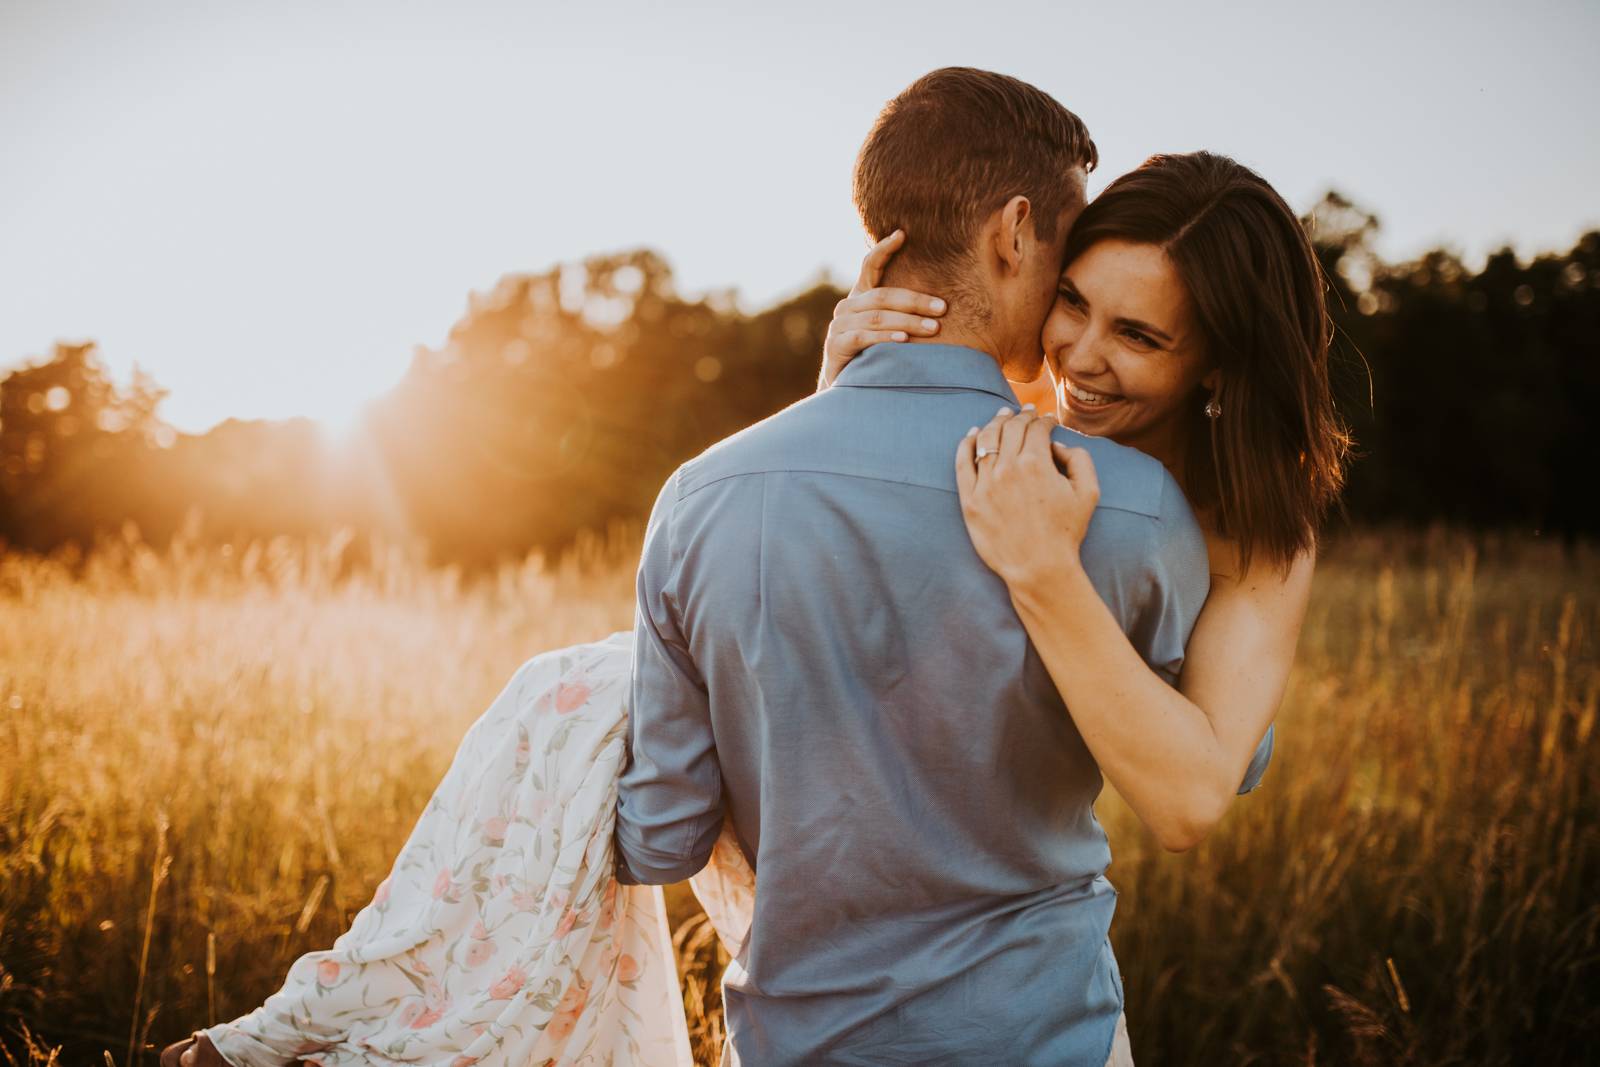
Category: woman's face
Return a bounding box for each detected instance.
[1042,238,1217,466]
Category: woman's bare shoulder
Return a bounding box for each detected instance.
[1201,521,1316,605]
[1182,529,1316,698]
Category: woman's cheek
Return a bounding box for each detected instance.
[1040,304,1077,353]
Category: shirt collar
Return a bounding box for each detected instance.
[831,342,1020,407]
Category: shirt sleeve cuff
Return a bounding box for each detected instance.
[613,819,717,885]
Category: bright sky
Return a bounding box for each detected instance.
[3,0,1595,432]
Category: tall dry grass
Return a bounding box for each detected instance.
[1,527,1595,1065]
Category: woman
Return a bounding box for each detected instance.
[824,150,1350,855]
[165,150,1346,1067]
[164,634,756,1066]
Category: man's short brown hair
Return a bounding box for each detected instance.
[853,67,1097,285]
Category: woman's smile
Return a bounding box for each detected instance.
[1061,377,1123,411]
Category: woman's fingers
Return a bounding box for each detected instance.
[1019,413,1057,462]
[834,307,941,336]
[997,408,1041,459]
[836,287,946,321]
[955,427,980,501]
[844,329,910,349]
[972,409,1010,473]
[852,229,906,295]
[821,234,935,389]
[1051,443,1102,503]
[823,310,937,368]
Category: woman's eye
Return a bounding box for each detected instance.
[1056,288,1084,308]
[1120,328,1156,348]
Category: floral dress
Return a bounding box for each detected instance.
[207,631,755,1067]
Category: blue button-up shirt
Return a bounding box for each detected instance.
[616,343,1271,1065]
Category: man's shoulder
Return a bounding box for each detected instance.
[673,389,848,499]
[1049,426,1181,521]
[1057,429,1210,646]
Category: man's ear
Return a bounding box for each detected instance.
[991,195,1032,277]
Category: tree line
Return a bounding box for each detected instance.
[2,195,1597,567]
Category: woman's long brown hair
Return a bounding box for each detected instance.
[1063,151,1352,571]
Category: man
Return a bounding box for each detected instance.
[615,68,1190,1066]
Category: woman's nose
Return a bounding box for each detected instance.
[1062,329,1110,378]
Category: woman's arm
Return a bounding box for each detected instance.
[957,410,1313,852]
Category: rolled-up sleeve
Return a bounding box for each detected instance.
[614,471,725,885]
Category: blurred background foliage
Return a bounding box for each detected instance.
[3,195,1598,566]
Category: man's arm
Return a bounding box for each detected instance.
[614,472,725,885]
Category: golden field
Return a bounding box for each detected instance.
[1,527,1595,1065]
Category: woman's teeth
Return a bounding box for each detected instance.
[1066,381,1119,407]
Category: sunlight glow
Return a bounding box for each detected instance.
[1,1,1594,433]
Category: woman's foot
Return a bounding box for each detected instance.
[158,1032,228,1067]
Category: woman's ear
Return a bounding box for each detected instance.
[1202,367,1222,393]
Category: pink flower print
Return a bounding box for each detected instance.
[488,965,528,1000]
[410,980,449,1029]
[547,888,571,913]
[534,692,553,714]
[556,979,587,1014]
[546,979,589,1043]
[396,1000,423,1028]
[465,938,495,969]
[554,680,591,714]
[598,880,618,931]
[316,959,340,987]
[512,890,541,911]
[372,877,391,906]
[472,919,489,940]
[554,909,577,939]
[451,1059,479,1067]
[617,953,641,982]
[515,733,531,762]
[432,869,459,901]
[546,1011,577,1043]
[483,816,508,845]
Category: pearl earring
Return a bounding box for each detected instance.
[1204,396,1222,419]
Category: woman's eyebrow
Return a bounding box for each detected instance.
[1113,316,1175,343]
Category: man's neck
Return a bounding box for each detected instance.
[879,266,1001,359]
[900,325,1000,363]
